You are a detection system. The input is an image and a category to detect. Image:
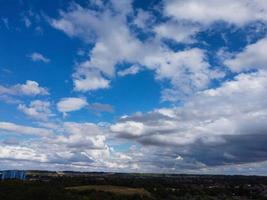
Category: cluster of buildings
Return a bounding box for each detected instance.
[0,170,26,181]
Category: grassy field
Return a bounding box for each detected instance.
[66,185,151,197]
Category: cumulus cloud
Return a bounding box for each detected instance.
[50,3,143,91]
[145,48,212,98]
[73,69,110,91]
[0,80,49,96]
[0,145,48,163]
[50,2,221,97]
[18,100,53,121]
[154,22,200,43]
[133,9,155,29]
[1,69,267,172]
[111,121,145,137]
[111,70,267,167]
[224,37,267,72]
[28,52,50,63]
[0,121,138,171]
[59,122,107,149]
[57,97,88,114]
[164,0,267,26]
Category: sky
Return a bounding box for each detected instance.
[0,0,267,175]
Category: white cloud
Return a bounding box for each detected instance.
[111,70,267,162]
[51,4,144,91]
[50,2,224,97]
[58,122,107,149]
[1,69,267,171]
[18,100,53,121]
[57,97,88,114]
[51,7,212,96]
[142,48,216,99]
[0,95,22,104]
[117,65,141,76]
[0,145,48,163]
[69,71,266,172]
[0,122,52,137]
[73,69,110,91]
[133,9,154,29]
[48,0,267,103]
[20,80,49,95]
[0,80,49,96]
[111,121,145,137]
[164,0,267,26]
[28,52,50,63]
[0,120,136,171]
[224,37,267,72]
[154,22,200,43]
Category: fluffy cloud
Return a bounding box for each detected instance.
[57,97,88,114]
[224,37,267,72]
[73,69,110,91]
[164,0,267,26]
[1,68,267,171]
[111,121,145,137]
[50,2,221,97]
[0,80,49,96]
[18,100,53,121]
[144,48,213,98]
[133,9,154,29]
[0,121,138,171]
[58,122,107,149]
[0,145,48,163]
[50,4,138,91]
[28,52,50,63]
[111,70,267,166]
[154,22,200,43]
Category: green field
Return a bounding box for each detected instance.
[66,185,151,197]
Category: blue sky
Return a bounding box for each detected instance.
[1,0,267,174]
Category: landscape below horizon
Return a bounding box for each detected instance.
[1,0,267,177]
[2,171,267,199]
